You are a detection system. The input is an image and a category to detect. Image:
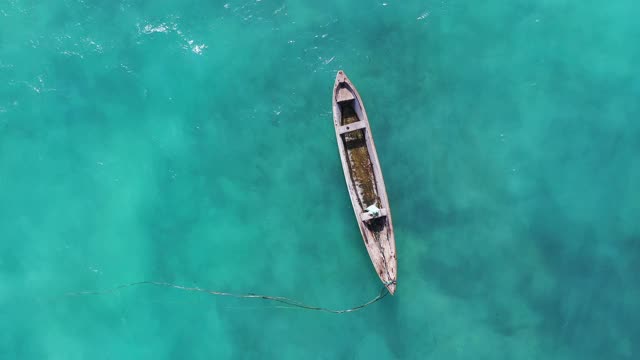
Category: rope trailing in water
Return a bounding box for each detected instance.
[66,280,395,314]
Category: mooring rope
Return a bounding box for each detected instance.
[66,280,395,314]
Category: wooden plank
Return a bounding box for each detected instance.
[337,120,366,135]
[336,87,355,103]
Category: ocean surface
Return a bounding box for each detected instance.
[1,0,639,359]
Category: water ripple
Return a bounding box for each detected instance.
[137,20,207,55]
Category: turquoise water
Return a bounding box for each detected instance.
[1,0,639,358]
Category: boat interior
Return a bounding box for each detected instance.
[337,92,387,232]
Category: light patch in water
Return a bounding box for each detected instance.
[61,50,84,59]
[191,43,207,55]
[417,11,430,20]
[323,56,335,65]
[142,23,170,34]
[140,22,206,55]
[86,39,104,53]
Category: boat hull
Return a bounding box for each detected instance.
[332,71,397,294]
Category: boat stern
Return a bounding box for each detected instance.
[386,280,396,295]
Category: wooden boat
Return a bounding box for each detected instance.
[332,70,397,295]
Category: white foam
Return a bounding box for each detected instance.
[142,23,169,34]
